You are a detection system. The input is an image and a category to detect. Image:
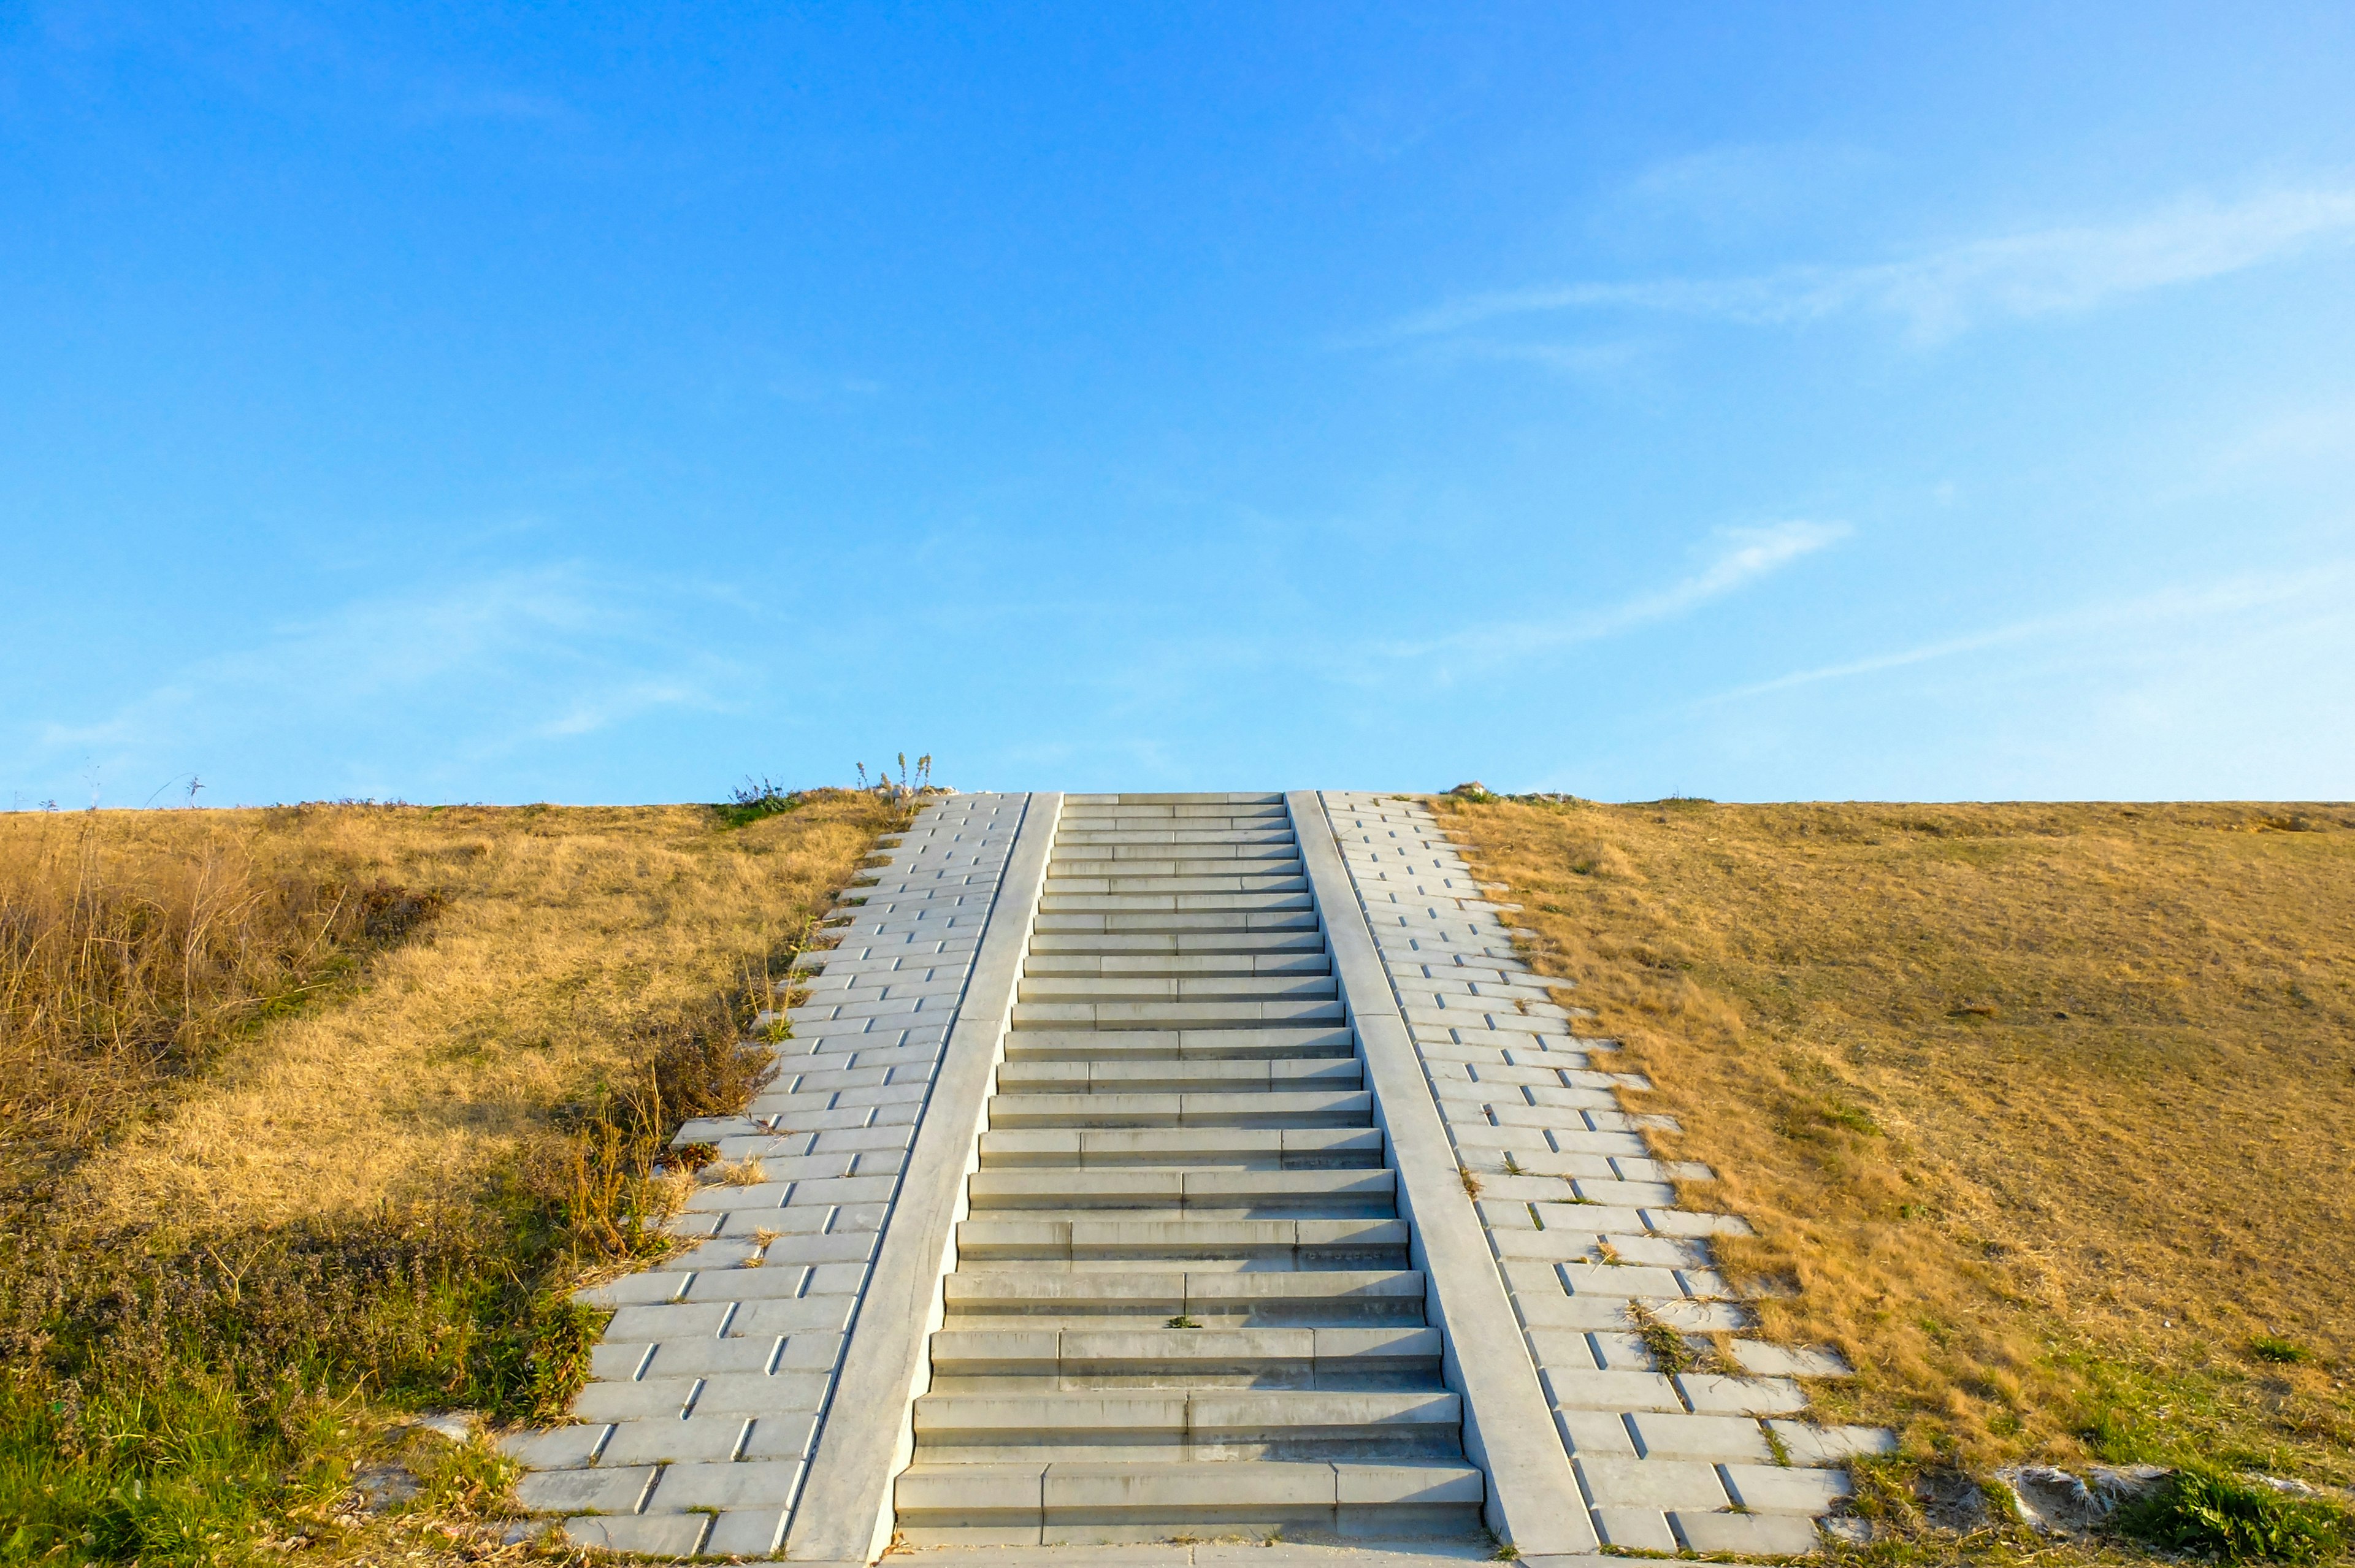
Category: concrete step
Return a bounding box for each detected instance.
[929,1326,1442,1385]
[1060,828,1300,843]
[1004,1027,1356,1061]
[987,1090,1373,1128]
[1009,1001,1347,1032]
[1066,792,1287,801]
[979,1126,1385,1170]
[1027,931,1327,957]
[970,1169,1395,1211]
[1052,843,1303,861]
[1059,803,1289,816]
[942,1268,1430,1325]
[1060,802,1287,816]
[1043,878,1312,901]
[1039,896,1318,919]
[1062,799,1288,811]
[1034,912,1323,935]
[1048,859,1308,881]
[1017,976,1341,1004]
[998,1060,1361,1093]
[911,1388,1466,1464]
[1024,953,1331,976]
[954,1217,1410,1264]
[894,1459,1485,1547]
[1056,819,1290,830]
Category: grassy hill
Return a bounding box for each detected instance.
[7,790,2349,1564]
[1439,795,2355,1554]
[0,794,901,1566]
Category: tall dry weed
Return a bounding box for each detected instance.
[0,790,902,1562]
[0,814,440,1190]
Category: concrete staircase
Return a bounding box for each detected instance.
[893,793,1488,1548]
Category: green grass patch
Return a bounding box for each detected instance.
[713,776,805,828]
[2111,1466,2351,1564]
[0,1002,777,1563]
[2252,1336,2319,1366]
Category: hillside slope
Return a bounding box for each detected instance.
[1439,796,2355,1505]
[0,794,900,1564]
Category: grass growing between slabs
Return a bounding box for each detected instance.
[0,792,906,1565]
[1436,796,2355,1555]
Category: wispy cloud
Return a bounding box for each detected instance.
[401,82,572,126]
[1610,140,1883,237]
[1387,185,2355,346]
[13,565,739,801]
[1404,337,1647,383]
[2211,400,2355,473]
[1380,520,1847,671]
[1704,561,2355,703]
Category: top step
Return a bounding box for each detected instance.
[1062,809,1288,824]
[1066,793,1285,806]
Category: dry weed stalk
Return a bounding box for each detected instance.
[0,813,440,1190]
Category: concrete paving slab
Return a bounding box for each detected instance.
[559,1513,708,1555]
[1765,1420,1899,1466]
[1669,1510,1823,1555]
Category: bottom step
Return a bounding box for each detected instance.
[898,1550,1498,1568]
[897,1459,1485,1547]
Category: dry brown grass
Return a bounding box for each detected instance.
[0,791,906,1562]
[0,816,440,1195]
[0,796,893,1230]
[1436,795,2355,1486]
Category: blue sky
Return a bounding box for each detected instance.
[6,3,2354,805]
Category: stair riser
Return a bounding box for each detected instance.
[1022,951,1338,965]
[959,1251,1414,1273]
[994,1073,1366,1093]
[969,1200,1398,1219]
[910,1433,1469,1466]
[1040,896,1317,915]
[1017,982,1341,1003]
[1011,1009,1347,1033]
[1048,862,1308,878]
[1004,1029,1355,1060]
[977,1130,1382,1165]
[897,1505,1484,1550]
[989,1097,1375,1125]
[942,1290,1431,1318]
[1026,934,1326,955]
[1034,913,1322,934]
[1055,822,1290,831]
[981,1152,1387,1172]
[927,1367,1443,1393]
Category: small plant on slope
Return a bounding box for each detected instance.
[2111,1465,2351,1564]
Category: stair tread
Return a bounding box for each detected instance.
[998,1063,1361,1088]
[1009,1002,1350,1031]
[1022,952,1330,967]
[934,1327,1441,1360]
[992,1089,1372,1111]
[1019,978,1341,1001]
[973,1169,1393,1195]
[1005,1027,1355,1059]
[916,1390,1463,1422]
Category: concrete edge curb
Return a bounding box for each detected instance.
[1289,790,1599,1557]
[783,790,1065,1564]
